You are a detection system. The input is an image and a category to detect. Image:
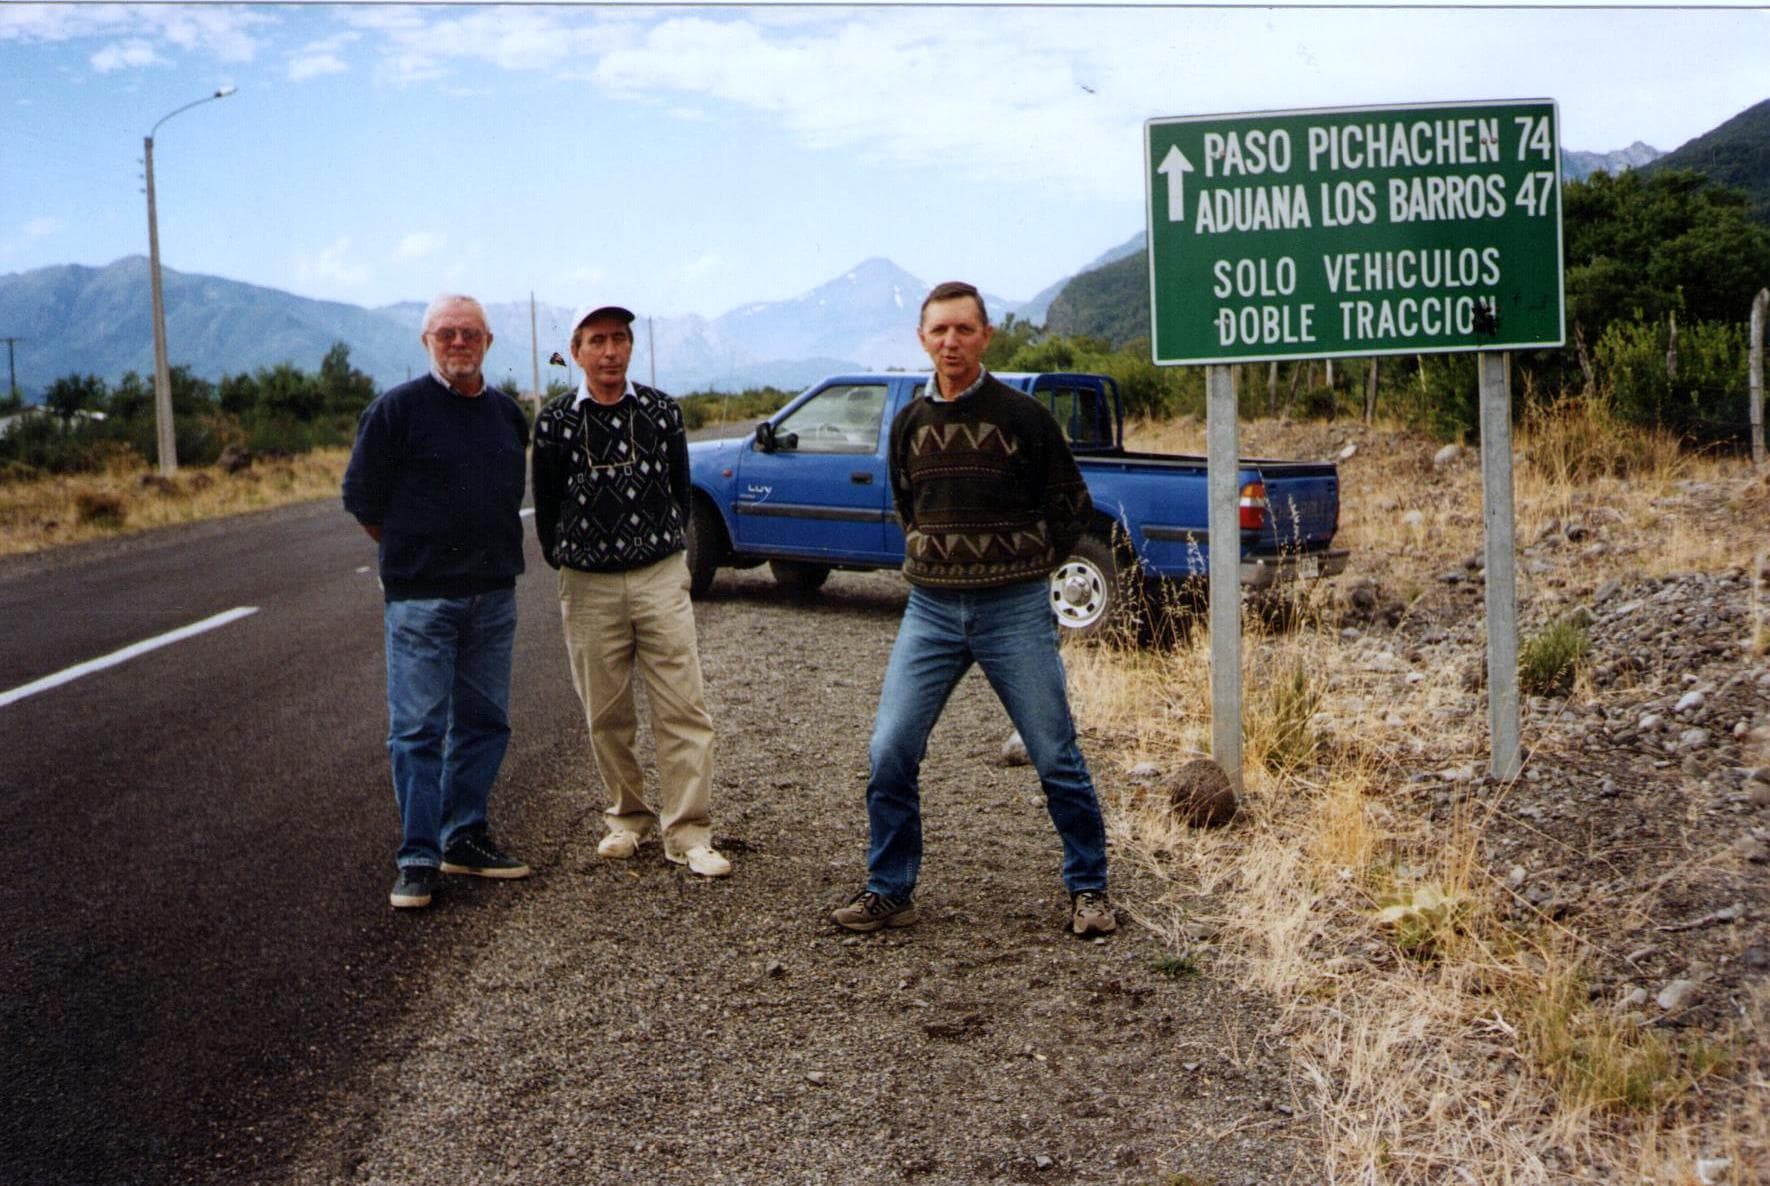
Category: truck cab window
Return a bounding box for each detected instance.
[772,383,888,454]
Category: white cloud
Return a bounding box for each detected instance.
[394,232,447,262]
[287,34,356,82]
[295,237,371,288]
[23,217,59,239]
[2,5,270,71]
[341,6,644,86]
[91,40,163,73]
[288,52,345,82]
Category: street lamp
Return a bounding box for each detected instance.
[144,85,235,477]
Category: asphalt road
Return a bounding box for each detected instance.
[0,500,593,1186]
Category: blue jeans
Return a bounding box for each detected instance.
[383,589,516,869]
[866,579,1108,901]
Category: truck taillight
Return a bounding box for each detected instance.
[1238,481,1267,530]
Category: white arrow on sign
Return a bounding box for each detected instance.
[1157,144,1194,223]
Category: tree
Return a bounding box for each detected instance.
[1564,169,1770,340]
[983,312,1039,369]
[108,371,151,420]
[168,365,214,416]
[257,362,324,421]
[317,342,376,414]
[218,371,259,417]
[44,373,108,423]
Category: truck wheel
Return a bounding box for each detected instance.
[686,500,722,598]
[769,560,832,594]
[1051,534,1137,642]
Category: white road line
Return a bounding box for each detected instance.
[0,606,260,709]
[520,507,535,518]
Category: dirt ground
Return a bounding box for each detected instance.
[268,566,1305,1186]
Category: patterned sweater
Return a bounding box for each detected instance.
[531,382,690,573]
[889,372,1092,590]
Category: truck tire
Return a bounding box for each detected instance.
[769,560,832,594]
[1050,534,1138,643]
[686,499,722,598]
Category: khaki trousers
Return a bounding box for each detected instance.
[557,553,714,855]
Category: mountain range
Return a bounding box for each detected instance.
[4,111,1759,402]
[0,256,1030,402]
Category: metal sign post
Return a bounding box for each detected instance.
[1145,99,1565,784]
[1206,364,1242,787]
[1479,351,1521,778]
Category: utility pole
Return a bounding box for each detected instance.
[1,337,21,406]
[144,86,235,477]
[529,292,541,404]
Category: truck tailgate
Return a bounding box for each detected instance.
[1252,462,1340,552]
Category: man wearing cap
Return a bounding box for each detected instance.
[343,293,533,910]
[532,303,730,878]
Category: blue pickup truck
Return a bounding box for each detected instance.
[684,372,1346,637]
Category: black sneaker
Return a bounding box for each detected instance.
[1070,889,1118,937]
[440,828,532,879]
[390,865,438,909]
[831,889,918,932]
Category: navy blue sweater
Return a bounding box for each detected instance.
[342,374,528,601]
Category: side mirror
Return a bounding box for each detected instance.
[754,422,777,452]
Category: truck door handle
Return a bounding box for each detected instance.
[850,472,873,485]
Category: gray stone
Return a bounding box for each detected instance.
[1656,979,1699,1012]
[1000,731,1030,767]
[1433,443,1461,467]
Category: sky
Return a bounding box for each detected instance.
[3,2,1767,322]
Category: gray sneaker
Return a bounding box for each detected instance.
[390,865,437,909]
[831,890,917,932]
[1070,890,1117,937]
[440,828,532,879]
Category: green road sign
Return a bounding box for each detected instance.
[1146,100,1565,365]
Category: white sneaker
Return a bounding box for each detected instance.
[597,830,642,859]
[668,843,732,878]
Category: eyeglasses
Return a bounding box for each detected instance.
[427,327,486,344]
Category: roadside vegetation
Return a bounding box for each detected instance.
[1063,403,1765,1183]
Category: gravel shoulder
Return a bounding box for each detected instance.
[269,568,1302,1186]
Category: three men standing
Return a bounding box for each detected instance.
[832,281,1115,937]
[531,304,730,879]
[344,294,533,909]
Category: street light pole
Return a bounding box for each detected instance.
[144,86,235,477]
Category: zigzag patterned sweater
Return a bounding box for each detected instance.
[888,373,1093,590]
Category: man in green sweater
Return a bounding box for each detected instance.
[832,281,1114,938]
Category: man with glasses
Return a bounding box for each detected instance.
[531,304,730,878]
[344,293,532,909]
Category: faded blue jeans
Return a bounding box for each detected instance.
[383,589,516,870]
[865,578,1108,902]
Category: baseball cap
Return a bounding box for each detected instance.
[567,303,636,348]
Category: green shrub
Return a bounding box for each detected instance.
[1595,316,1752,443]
[1519,618,1591,696]
[675,387,793,431]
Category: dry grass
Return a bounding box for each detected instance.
[0,448,351,557]
[1081,409,1767,1183]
